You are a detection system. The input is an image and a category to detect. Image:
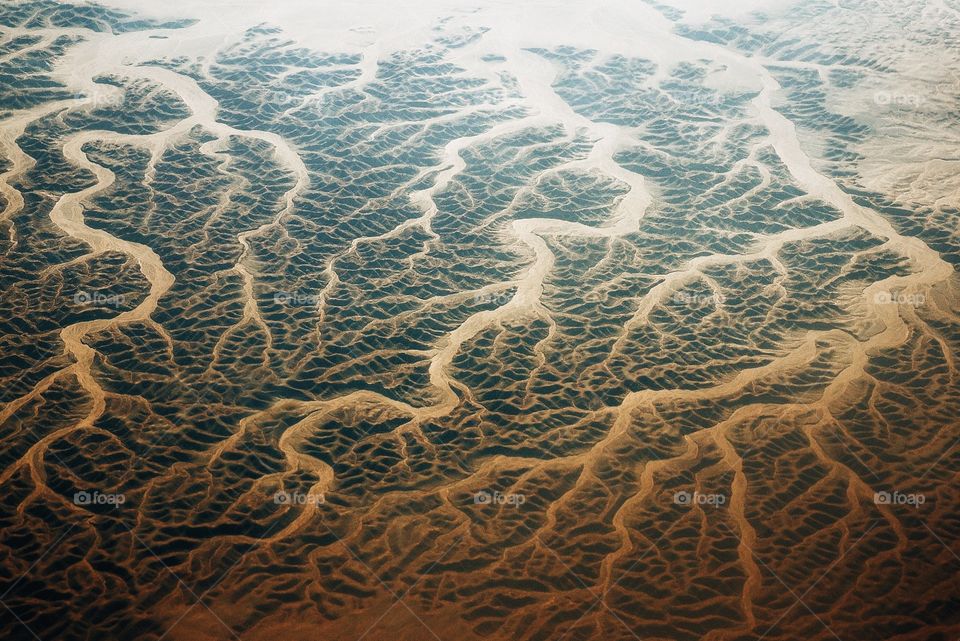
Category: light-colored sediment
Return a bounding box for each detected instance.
[0,4,956,637]
[0,27,310,499]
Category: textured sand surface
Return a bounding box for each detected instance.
[0,1,958,640]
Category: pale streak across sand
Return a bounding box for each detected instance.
[287,5,957,629]
[0,99,80,246]
[0,4,956,621]
[0,28,309,496]
[490,12,957,631]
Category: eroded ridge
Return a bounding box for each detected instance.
[0,1,958,640]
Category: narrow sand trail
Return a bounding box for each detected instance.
[0,6,955,569]
[561,12,960,631]
[0,27,310,497]
[0,100,80,246]
[284,5,960,621]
